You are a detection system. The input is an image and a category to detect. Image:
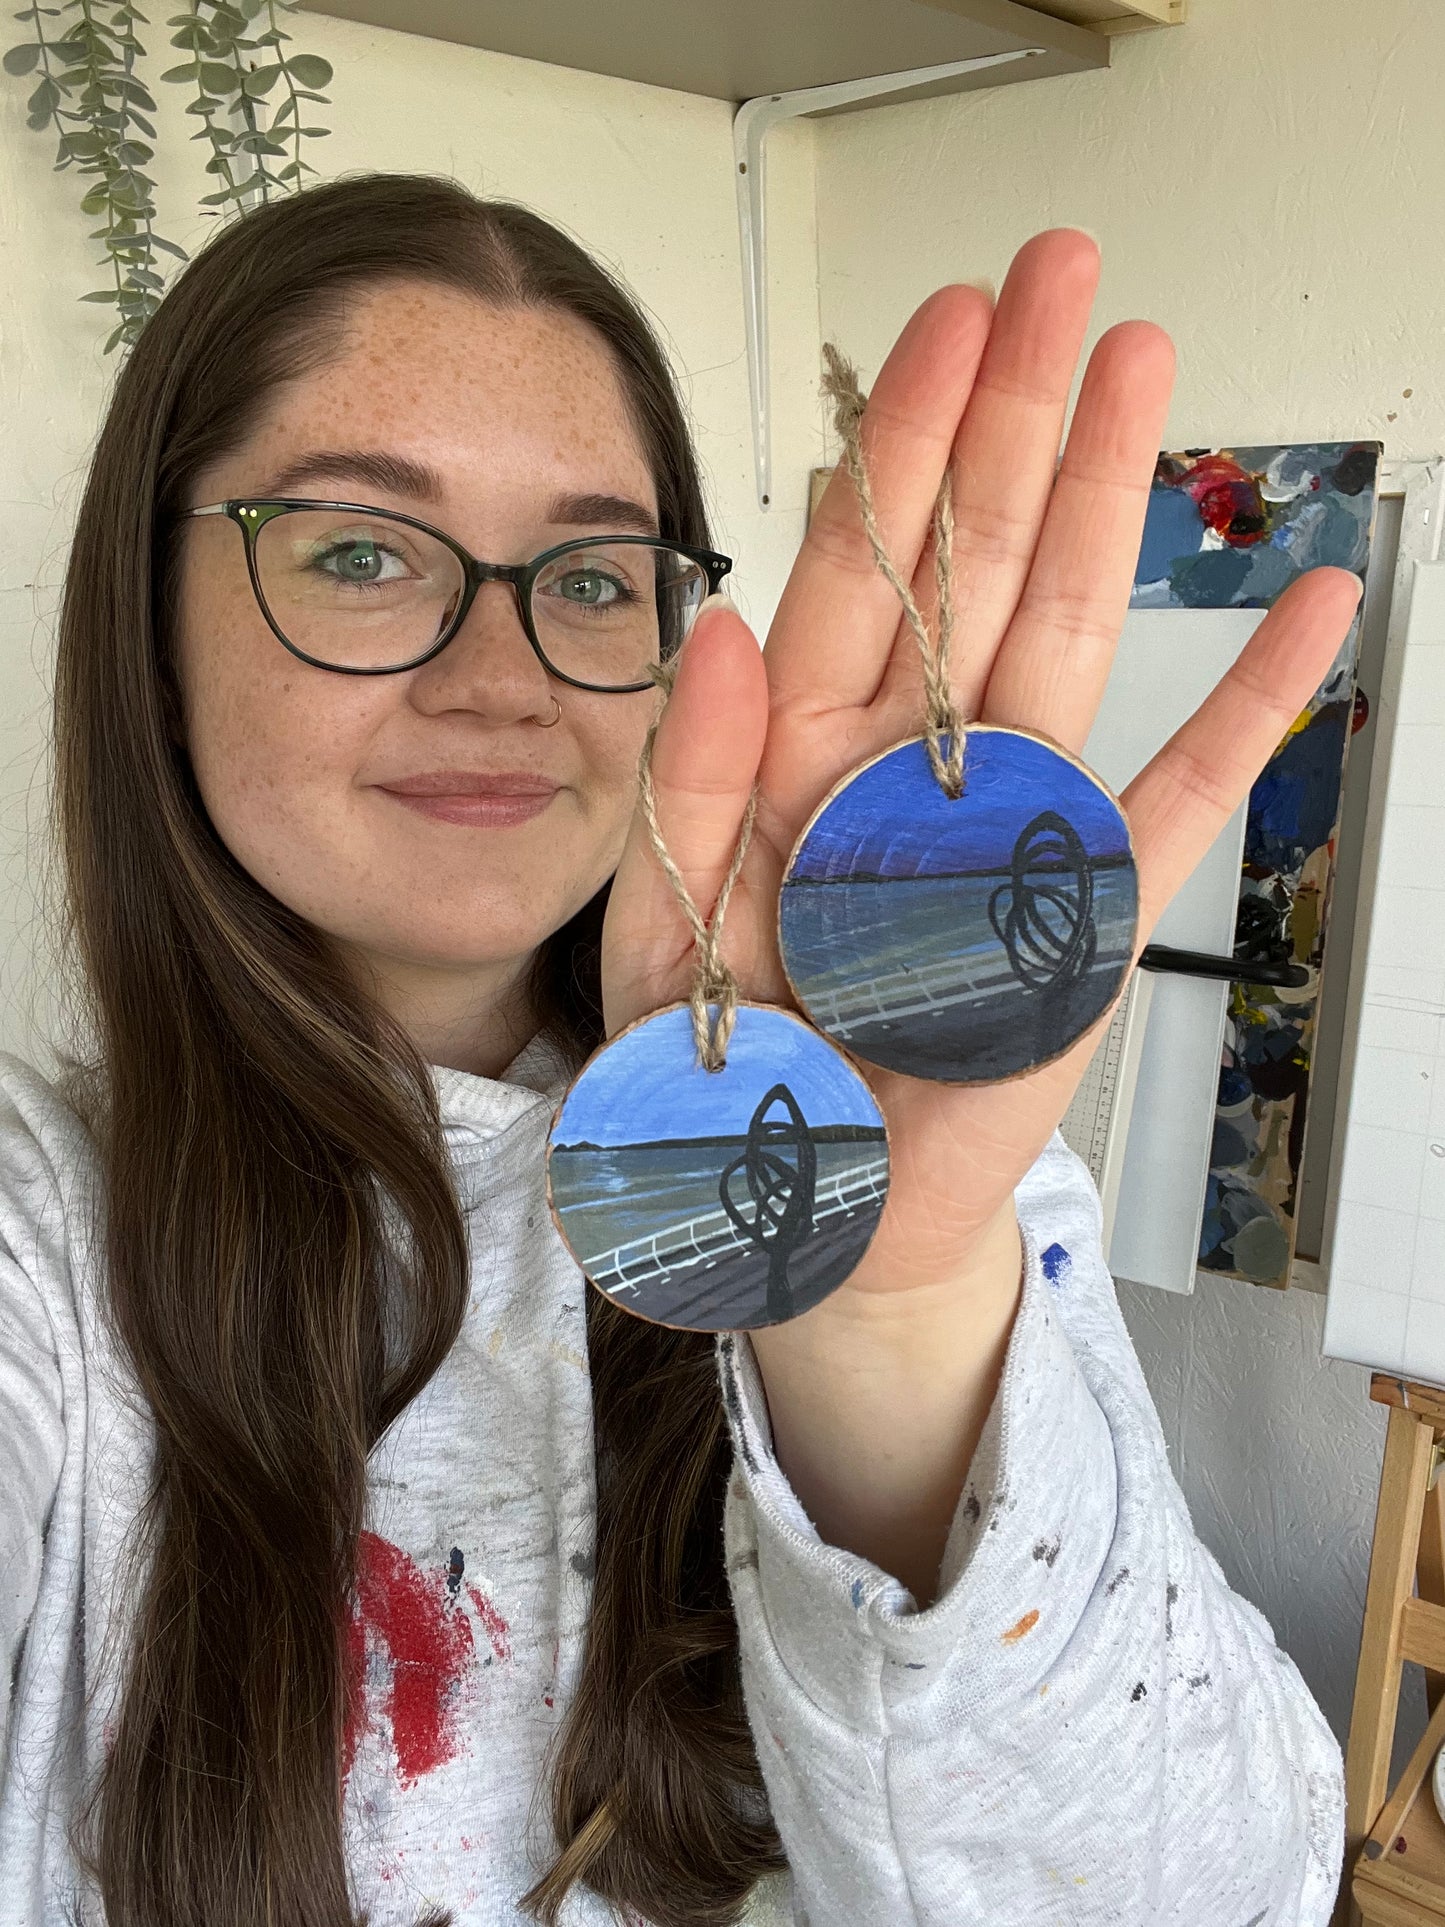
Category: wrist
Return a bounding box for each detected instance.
[745,1201,1025,1604]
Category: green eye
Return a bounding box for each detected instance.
[322,539,388,583]
[557,568,622,606]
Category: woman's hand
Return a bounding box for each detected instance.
[602,228,1362,1309]
[600,227,1361,1594]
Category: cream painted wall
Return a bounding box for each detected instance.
[0,11,824,1058]
[812,0,1442,1764]
[815,0,1445,456]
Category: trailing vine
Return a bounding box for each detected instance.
[4,0,331,350]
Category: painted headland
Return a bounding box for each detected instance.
[780,729,1139,1083]
[547,1004,889,1331]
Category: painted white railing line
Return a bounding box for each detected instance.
[802,951,1012,1032]
[802,934,1133,1035]
[584,1155,890,1294]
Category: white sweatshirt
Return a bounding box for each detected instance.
[0,1037,1343,1926]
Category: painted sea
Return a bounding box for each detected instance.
[781,730,1139,1083]
[547,1004,889,1331]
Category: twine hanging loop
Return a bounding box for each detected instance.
[820,342,965,799]
[637,656,758,1073]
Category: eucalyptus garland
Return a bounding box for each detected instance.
[4,0,332,350]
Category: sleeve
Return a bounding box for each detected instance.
[0,1075,69,1777]
[715,1132,1343,1927]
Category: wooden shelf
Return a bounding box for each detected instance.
[1016,0,1186,30]
[298,0,1117,108]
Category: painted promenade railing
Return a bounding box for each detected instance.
[799,946,1013,1038]
[587,1154,890,1295]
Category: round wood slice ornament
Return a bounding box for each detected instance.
[546,1002,889,1331]
[778,725,1139,1085]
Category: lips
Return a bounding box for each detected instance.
[375,770,560,827]
[377,771,559,798]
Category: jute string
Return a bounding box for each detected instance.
[632,342,958,1070]
[636,653,758,1073]
[820,342,965,799]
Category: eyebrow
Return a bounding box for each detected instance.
[259,450,660,537]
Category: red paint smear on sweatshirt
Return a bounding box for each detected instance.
[342,1532,511,1789]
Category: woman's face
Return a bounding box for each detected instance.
[175,280,661,1070]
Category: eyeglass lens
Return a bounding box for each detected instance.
[249,508,708,685]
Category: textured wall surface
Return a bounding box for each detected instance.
[815,0,1445,458]
[0,12,825,1058]
[811,0,1445,1761]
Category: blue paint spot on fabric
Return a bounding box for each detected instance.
[850,1578,866,1609]
[1041,1242,1071,1286]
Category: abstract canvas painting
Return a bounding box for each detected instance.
[547,1004,889,1330]
[779,729,1138,1083]
[1131,442,1381,1287]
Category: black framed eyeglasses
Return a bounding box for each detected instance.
[180,499,733,693]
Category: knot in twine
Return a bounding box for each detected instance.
[820,342,965,799]
[637,653,758,1073]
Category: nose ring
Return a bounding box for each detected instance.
[537,694,562,729]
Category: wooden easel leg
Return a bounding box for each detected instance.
[1419,1471,1445,1716]
[1338,1407,1438,1927]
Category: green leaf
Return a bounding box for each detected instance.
[198,187,237,204]
[127,267,165,290]
[3,39,40,72]
[79,180,109,211]
[293,87,328,102]
[151,233,186,258]
[282,51,329,88]
[239,59,278,93]
[115,139,151,162]
[234,130,284,153]
[297,124,327,136]
[80,287,120,302]
[158,56,195,77]
[197,58,236,92]
[26,73,59,111]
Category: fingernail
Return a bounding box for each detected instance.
[696,589,739,618]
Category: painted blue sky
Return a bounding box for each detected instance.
[553,1004,884,1147]
[786,733,1130,884]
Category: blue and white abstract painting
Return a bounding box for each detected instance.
[547,1003,888,1330]
[779,729,1138,1083]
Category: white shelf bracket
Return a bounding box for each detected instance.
[732,47,1043,511]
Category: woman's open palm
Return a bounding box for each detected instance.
[602,229,1362,1301]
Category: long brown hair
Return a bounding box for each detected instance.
[50,173,783,1927]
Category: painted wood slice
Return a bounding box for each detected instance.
[779,728,1139,1085]
[546,1003,889,1331]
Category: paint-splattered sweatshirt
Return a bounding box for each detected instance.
[0,1037,1342,1926]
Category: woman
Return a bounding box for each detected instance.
[0,174,1357,1927]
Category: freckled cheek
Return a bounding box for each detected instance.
[571,704,651,853]
[181,610,374,867]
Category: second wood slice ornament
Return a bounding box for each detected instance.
[778,347,1140,1087]
[545,666,890,1333]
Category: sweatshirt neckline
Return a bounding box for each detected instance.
[426,1030,574,1141]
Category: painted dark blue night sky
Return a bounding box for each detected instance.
[787,731,1132,884]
